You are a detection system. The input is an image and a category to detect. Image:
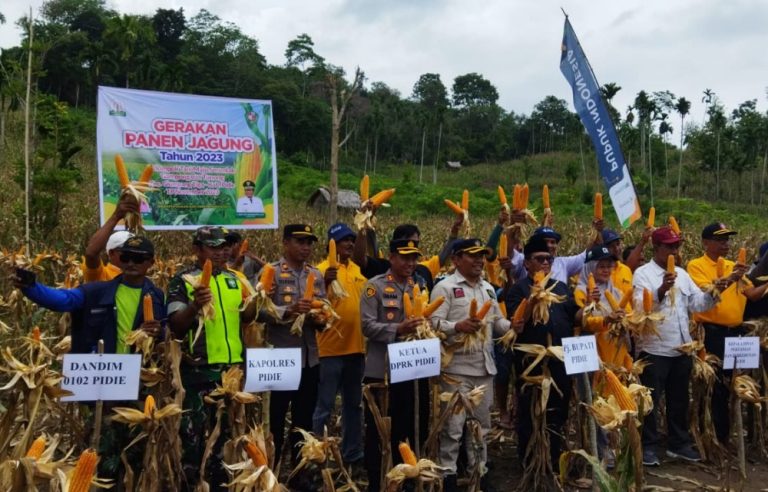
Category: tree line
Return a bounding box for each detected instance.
[1,0,768,212]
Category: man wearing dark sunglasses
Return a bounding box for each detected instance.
[13,236,164,354]
[505,236,583,474]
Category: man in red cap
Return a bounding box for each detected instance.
[632,226,724,466]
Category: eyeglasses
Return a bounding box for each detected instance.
[530,255,554,264]
[119,252,151,264]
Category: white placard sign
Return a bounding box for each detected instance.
[245,348,302,392]
[388,338,441,384]
[61,354,142,401]
[562,335,600,375]
[723,336,760,370]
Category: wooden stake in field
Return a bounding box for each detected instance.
[23,9,34,256]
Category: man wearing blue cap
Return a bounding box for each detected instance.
[313,223,366,470]
[601,228,649,296]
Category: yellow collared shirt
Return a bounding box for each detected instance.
[687,254,751,327]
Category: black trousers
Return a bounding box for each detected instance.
[514,358,571,467]
[364,377,430,491]
[703,323,747,444]
[269,364,319,468]
[639,352,693,452]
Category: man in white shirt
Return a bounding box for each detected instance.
[632,226,724,466]
[509,225,601,284]
[236,180,264,215]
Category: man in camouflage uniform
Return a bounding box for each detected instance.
[360,238,430,491]
[167,226,259,490]
[259,224,327,470]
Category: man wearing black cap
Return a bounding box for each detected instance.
[686,223,768,445]
[259,224,327,471]
[632,226,722,465]
[312,223,367,469]
[505,236,582,470]
[429,238,511,491]
[167,226,260,487]
[360,238,429,491]
[236,179,264,215]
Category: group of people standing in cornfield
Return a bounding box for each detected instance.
[11,183,768,492]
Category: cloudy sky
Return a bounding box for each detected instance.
[1,0,766,127]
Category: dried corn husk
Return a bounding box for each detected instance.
[181,269,215,347]
[528,272,565,325]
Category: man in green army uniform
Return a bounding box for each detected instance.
[167,226,259,490]
[360,238,430,491]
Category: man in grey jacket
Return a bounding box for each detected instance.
[429,239,511,492]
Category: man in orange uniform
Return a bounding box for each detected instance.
[686,223,768,444]
[313,223,367,468]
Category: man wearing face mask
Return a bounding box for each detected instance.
[167,226,260,489]
[360,238,429,491]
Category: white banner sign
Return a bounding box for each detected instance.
[562,335,600,375]
[724,336,760,370]
[61,354,142,401]
[388,338,441,384]
[244,348,302,392]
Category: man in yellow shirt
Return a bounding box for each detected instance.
[83,194,140,282]
[313,223,367,467]
[687,222,768,444]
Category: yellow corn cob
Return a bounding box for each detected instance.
[304,272,316,300]
[403,293,413,318]
[521,184,530,209]
[245,441,268,467]
[69,449,98,492]
[328,239,338,268]
[25,436,46,459]
[669,216,681,235]
[498,302,508,318]
[643,288,653,313]
[199,259,212,287]
[697,347,707,361]
[533,271,545,285]
[260,263,275,292]
[647,207,655,228]
[468,298,478,318]
[512,184,522,210]
[618,289,633,310]
[423,296,445,317]
[144,395,155,416]
[138,164,154,185]
[444,199,465,215]
[369,188,396,208]
[602,369,637,411]
[716,256,725,278]
[498,234,508,259]
[587,273,596,294]
[737,247,747,265]
[143,294,154,322]
[604,290,620,311]
[413,285,423,317]
[667,255,676,274]
[461,189,469,210]
[594,193,603,220]
[475,300,493,320]
[32,326,41,343]
[238,239,249,257]
[399,442,418,466]
[310,299,324,309]
[497,185,507,206]
[360,175,370,203]
[513,298,529,322]
[542,184,550,209]
[115,154,129,188]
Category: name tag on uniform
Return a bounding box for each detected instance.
[453,288,465,298]
[225,278,239,289]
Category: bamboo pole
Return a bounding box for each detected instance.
[90,340,105,449]
[24,9,34,256]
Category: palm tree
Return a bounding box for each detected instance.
[600,82,621,122]
[674,97,691,198]
[701,88,714,123]
[659,117,673,186]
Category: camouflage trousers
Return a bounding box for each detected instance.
[180,365,230,492]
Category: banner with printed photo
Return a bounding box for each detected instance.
[97,86,278,230]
